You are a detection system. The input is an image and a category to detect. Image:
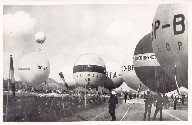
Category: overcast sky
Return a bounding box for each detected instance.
[3,4,159,83]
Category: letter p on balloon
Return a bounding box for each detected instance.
[152,14,185,39]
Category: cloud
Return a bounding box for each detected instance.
[3,11,36,52]
[3,11,37,80]
[3,5,159,84]
[4,11,36,36]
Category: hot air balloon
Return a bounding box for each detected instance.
[35,31,46,44]
[152,4,188,88]
[73,53,106,89]
[18,51,50,86]
[103,61,124,90]
[122,54,148,91]
[133,33,177,93]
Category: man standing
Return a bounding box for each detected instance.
[152,93,165,121]
[173,97,177,110]
[124,92,128,103]
[108,90,118,121]
[181,94,185,105]
[143,91,153,121]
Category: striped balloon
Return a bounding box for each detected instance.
[134,33,177,93]
[73,53,106,88]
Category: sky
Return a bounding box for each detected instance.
[3,4,159,83]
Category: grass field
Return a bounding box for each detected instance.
[3,92,112,122]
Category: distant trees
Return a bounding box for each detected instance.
[3,79,34,92]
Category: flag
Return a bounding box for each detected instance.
[59,72,68,90]
[59,72,65,82]
[10,55,15,96]
[10,55,15,83]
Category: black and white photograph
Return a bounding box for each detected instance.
[2,0,189,122]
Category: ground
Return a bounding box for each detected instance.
[59,98,188,121]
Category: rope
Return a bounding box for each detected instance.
[163,110,182,121]
[120,104,132,121]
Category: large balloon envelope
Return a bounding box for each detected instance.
[152,4,188,88]
[18,51,50,86]
[103,61,123,90]
[122,54,148,91]
[134,33,177,93]
[73,53,106,89]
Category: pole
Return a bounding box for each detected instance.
[137,83,141,103]
[174,64,180,95]
[78,85,79,95]
[45,80,47,94]
[84,84,87,107]
[155,66,158,93]
[100,85,103,102]
[5,65,11,121]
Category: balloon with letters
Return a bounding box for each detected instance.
[134,33,177,93]
[73,53,106,89]
[122,54,148,91]
[18,51,50,86]
[152,4,188,88]
[103,61,124,90]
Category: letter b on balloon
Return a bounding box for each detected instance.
[151,4,188,88]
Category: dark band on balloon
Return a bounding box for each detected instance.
[73,65,106,74]
[134,33,153,55]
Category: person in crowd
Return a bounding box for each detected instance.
[143,91,153,121]
[124,92,128,103]
[173,96,177,110]
[181,94,185,105]
[163,95,169,109]
[152,93,165,121]
[108,90,118,121]
[129,93,132,100]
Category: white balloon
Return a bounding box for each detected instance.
[103,61,123,90]
[35,31,46,44]
[18,51,50,86]
[152,4,188,88]
[73,53,106,88]
[122,54,148,91]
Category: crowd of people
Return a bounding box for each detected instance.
[108,90,187,121]
[3,88,187,122]
[143,91,166,121]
